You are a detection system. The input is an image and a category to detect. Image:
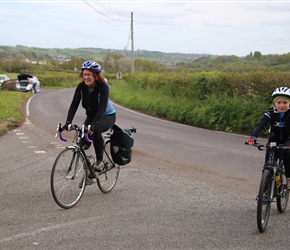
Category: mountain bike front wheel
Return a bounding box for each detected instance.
[257,168,272,233]
[97,141,120,193]
[51,148,87,209]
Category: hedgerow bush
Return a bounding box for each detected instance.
[34,71,79,88]
[109,71,290,134]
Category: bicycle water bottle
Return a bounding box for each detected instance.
[275,174,281,187]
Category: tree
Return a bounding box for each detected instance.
[254,51,262,61]
[135,59,161,72]
[103,54,125,72]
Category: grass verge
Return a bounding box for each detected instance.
[0,90,31,135]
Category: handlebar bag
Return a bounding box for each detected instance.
[110,124,135,165]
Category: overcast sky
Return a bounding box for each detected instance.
[1,0,290,57]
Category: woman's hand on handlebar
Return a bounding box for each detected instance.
[63,122,72,131]
[87,125,94,136]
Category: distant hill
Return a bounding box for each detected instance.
[0,45,211,64]
[2,45,290,73]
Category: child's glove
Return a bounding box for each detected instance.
[247,137,257,145]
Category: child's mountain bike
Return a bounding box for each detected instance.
[246,142,289,233]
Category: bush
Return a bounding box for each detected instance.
[33,71,80,88]
[109,71,285,135]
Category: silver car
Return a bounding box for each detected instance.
[16,73,40,93]
[0,75,9,86]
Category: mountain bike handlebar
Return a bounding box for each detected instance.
[245,141,290,151]
[55,123,93,143]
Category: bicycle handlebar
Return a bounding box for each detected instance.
[245,141,290,151]
[55,123,137,143]
[55,123,93,143]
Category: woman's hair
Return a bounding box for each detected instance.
[78,70,106,84]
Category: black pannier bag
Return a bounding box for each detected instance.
[110,124,135,165]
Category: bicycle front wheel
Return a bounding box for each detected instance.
[51,147,87,209]
[257,168,272,233]
[97,141,120,193]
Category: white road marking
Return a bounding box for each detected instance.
[26,95,35,117]
[50,141,65,148]
[0,217,101,243]
[50,142,61,145]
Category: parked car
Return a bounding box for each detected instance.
[0,75,9,86]
[16,73,40,93]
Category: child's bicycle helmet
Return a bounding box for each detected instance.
[81,61,101,72]
[272,87,290,99]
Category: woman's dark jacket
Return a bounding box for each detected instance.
[66,81,115,126]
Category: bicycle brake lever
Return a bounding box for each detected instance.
[55,123,61,137]
[81,125,85,138]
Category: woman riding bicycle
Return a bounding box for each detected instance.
[63,60,116,172]
[247,87,290,189]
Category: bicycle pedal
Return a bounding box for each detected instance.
[85,178,95,185]
[87,172,97,179]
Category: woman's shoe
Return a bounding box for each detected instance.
[93,160,104,172]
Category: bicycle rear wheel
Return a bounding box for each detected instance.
[257,168,272,233]
[97,140,120,193]
[277,163,289,213]
[51,148,87,209]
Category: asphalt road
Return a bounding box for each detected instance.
[1,88,290,250]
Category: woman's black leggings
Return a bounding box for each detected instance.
[84,114,116,161]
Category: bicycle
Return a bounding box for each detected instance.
[50,123,136,209]
[246,141,289,233]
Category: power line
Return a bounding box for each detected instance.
[93,1,130,18]
[83,1,134,72]
[83,0,130,22]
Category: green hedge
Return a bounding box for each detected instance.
[109,71,290,134]
[34,71,80,88]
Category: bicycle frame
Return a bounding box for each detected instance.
[57,124,98,178]
[56,123,120,178]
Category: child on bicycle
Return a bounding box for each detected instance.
[247,87,290,189]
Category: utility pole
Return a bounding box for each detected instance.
[131,11,134,73]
